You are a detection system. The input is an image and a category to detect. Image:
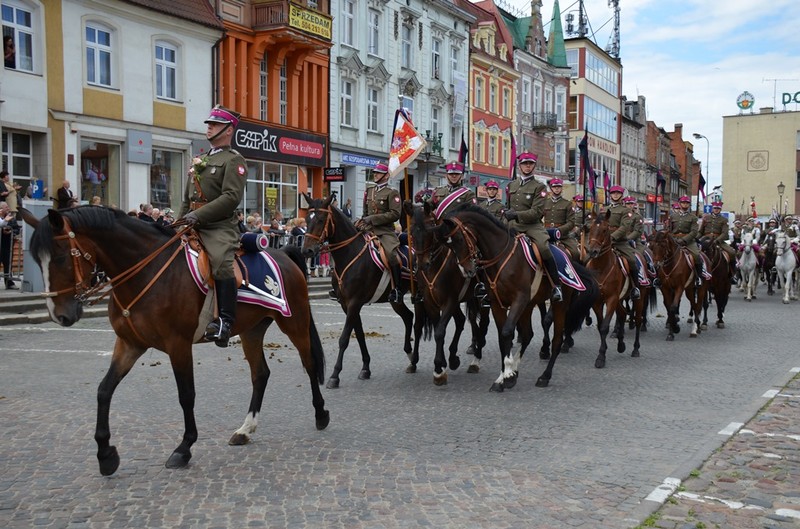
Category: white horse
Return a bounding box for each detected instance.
[773,229,798,303]
[738,231,758,301]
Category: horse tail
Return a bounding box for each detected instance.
[647,283,658,315]
[308,312,326,385]
[565,262,599,334]
[281,244,309,276]
[416,302,434,342]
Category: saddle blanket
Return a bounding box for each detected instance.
[520,239,586,291]
[366,234,412,279]
[684,251,713,280]
[185,247,292,317]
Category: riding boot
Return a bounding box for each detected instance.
[694,263,703,286]
[204,277,238,347]
[543,256,563,302]
[628,258,640,299]
[474,281,487,298]
[387,262,403,303]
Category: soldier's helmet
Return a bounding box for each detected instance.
[204,105,240,127]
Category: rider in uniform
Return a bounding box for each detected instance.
[669,195,706,286]
[606,186,640,299]
[623,196,654,280]
[427,162,476,219]
[357,161,403,302]
[783,215,799,242]
[480,180,504,220]
[542,178,578,258]
[730,219,743,246]
[699,201,737,277]
[180,104,246,348]
[502,152,562,302]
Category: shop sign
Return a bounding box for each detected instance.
[289,3,332,40]
[324,167,345,182]
[234,120,327,167]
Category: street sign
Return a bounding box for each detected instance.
[703,205,712,213]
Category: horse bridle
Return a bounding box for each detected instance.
[303,206,361,252]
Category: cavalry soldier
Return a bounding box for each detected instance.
[761,217,779,244]
[743,217,760,242]
[427,161,477,219]
[606,186,640,299]
[669,195,706,286]
[783,215,799,241]
[542,178,578,258]
[502,152,562,301]
[698,200,736,277]
[623,196,655,278]
[180,104,246,348]
[357,161,403,302]
[730,219,743,246]
[574,194,593,257]
[480,180,503,219]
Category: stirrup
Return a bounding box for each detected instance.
[551,286,563,302]
[652,278,662,287]
[474,282,487,298]
[328,289,339,301]
[479,295,492,309]
[388,288,402,303]
[204,317,232,348]
[630,287,640,300]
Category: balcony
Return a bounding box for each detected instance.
[252,0,332,42]
[531,112,558,132]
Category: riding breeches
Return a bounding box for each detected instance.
[199,226,240,280]
[522,227,554,261]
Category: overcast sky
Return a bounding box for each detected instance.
[505,0,800,192]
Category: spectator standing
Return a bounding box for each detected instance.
[0,171,20,215]
[343,198,353,220]
[4,36,14,69]
[57,180,75,209]
[0,201,18,289]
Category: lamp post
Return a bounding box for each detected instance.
[692,133,710,211]
[423,130,433,191]
[777,181,785,217]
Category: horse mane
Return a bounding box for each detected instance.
[445,203,517,236]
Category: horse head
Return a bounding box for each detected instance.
[586,211,612,260]
[301,193,335,258]
[740,231,754,254]
[404,200,439,270]
[647,230,677,269]
[433,216,478,279]
[774,229,788,256]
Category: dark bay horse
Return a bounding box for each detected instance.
[431,206,598,391]
[20,206,329,476]
[648,231,709,341]
[698,237,732,328]
[585,214,657,367]
[405,201,490,384]
[302,194,414,388]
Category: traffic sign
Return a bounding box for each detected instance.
[703,205,712,213]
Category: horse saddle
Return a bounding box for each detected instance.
[364,234,411,279]
[680,249,713,280]
[610,249,650,286]
[518,236,586,291]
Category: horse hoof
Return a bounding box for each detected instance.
[465,345,477,356]
[433,373,448,386]
[505,374,518,389]
[228,433,250,446]
[631,350,640,358]
[326,378,340,389]
[467,365,480,374]
[405,364,417,374]
[490,382,505,392]
[316,410,331,430]
[617,343,626,353]
[165,450,191,469]
[690,332,697,338]
[539,349,551,360]
[562,345,571,354]
[594,357,606,369]
[449,356,461,371]
[98,446,120,476]
[666,335,674,342]
[535,377,550,387]
[784,299,790,304]
[700,324,708,331]
[716,321,725,329]
[686,317,693,323]
[358,369,371,380]
[673,326,681,334]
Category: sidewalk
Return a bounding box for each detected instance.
[638,370,800,529]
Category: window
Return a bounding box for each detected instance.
[431,106,440,137]
[502,87,510,117]
[259,56,268,121]
[2,1,33,71]
[584,96,617,143]
[450,125,459,151]
[534,83,542,114]
[431,37,441,79]
[86,23,112,87]
[566,49,578,78]
[555,89,566,123]
[401,24,412,69]
[545,87,553,114]
[474,132,483,163]
[400,95,414,118]
[367,87,379,132]
[586,51,619,96]
[568,95,578,130]
[555,141,565,173]
[489,83,497,113]
[155,41,177,100]
[341,0,354,46]
[502,137,509,167]
[1,131,31,190]
[242,163,299,222]
[279,59,287,125]
[80,140,120,206]
[522,79,530,113]
[474,77,483,109]
[368,10,380,55]
[341,79,353,126]
[150,149,182,211]
[450,46,458,73]
[488,135,496,165]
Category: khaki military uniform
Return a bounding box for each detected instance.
[363,183,401,258]
[699,213,735,258]
[480,197,504,220]
[181,146,246,279]
[543,195,578,257]
[608,202,639,268]
[731,225,743,245]
[428,184,476,219]
[506,176,552,260]
[669,209,701,262]
[784,224,799,240]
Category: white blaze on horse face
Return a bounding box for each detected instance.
[39,254,57,317]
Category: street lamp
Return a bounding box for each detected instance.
[692,133,709,209]
[777,181,785,216]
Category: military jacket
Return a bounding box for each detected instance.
[611,209,643,242]
[480,198,504,219]
[606,202,627,228]
[181,146,246,229]
[542,195,575,232]
[731,226,743,243]
[669,210,699,243]
[363,184,401,237]
[506,176,547,230]
[699,213,729,243]
[428,184,476,219]
[785,224,800,239]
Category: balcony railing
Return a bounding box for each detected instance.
[253,0,332,37]
[532,112,558,131]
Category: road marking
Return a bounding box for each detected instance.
[5,348,111,355]
[718,422,744,436]
[0,326,114,333]
[739,429,800,441]
[644,477,680,503]
[675,491,764,511]
[762,389,780,398]
[791,367,800,373]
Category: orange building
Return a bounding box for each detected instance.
[215,0,332,219]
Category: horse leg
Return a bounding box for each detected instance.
[327,304,366,388]
[408,303,426,373]
[688,288,702,337]
[594,301,611,369]
[467,303,490,374]
[615,306,627,353]
[490,305,514,392]
[95,338,147,476]
[393,301,415,360]
[701,291,709,330]
[431,311,449,385]
[538,302,552,359]
[631,299,643,357]
[351,316,372,381]
[537,302,566,387]
[505,304,535,390]
[230,320,273,446]
[164,343,199,470]
[446,304,465,372]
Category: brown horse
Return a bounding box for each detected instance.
[648,230,709,341]
[405,201,490,384]
[431,206,598,391]
[698,237,732,329]
[20,206,329,476]
[301,194,415,388]
[585,214,657,367]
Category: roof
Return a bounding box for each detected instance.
[121,0,223,30]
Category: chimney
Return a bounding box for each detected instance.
[759,107,774,114]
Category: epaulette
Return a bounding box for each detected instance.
[230,148,242,156]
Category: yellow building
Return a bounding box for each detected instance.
[723,107,800,219]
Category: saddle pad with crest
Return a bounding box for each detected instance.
[683,251,713,280]
[519,239,586,291]
[185,247,291,317]
[365,234,411,279]
[634,254,651,286]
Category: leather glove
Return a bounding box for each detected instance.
[503,209,518,221]
[677,238,687,246]
[183,211,200,227]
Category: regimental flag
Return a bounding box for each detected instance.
[388,108,426,180]
[509,130,517,180]
[697,171,706,202]
[656,170,666,196]
[578,131,596,202]
[602,165,611,205]
[458,131,469,168]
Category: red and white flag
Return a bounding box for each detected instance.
[388,108,426,180]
